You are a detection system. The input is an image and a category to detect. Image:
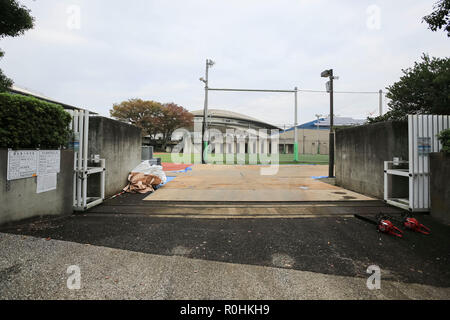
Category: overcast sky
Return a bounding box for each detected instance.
[1,0,448,127]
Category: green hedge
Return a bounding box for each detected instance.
[0,92,72,149]
[438,129,450,154]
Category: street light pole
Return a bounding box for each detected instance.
[201,59,214,164]
[321,68,337,178]
[329,69,335,178]
[294,87,299,162]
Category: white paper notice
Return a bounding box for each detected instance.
[7,150,39,180]
[36,173,57,193]
[37,150,61,175]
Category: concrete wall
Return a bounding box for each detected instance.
[335,121,409,199]
[0,149,74,225]
[88,116,142,198]
[430,152,450,224]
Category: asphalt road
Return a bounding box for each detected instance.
[4,231,449,300]
[1,212,449,290]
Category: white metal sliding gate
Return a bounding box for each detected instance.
[384,114,450,212]
[68,109,106,211]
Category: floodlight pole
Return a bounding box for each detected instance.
[201,59,212,164]
[294,87,299,162]
[322,68,336,178]
[329,69,335,178]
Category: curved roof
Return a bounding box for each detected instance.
[190,109,279,129]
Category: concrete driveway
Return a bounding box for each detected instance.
[144,164,374,202]
[88,164,399,219]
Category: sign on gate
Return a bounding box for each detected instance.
[417,137,431,156]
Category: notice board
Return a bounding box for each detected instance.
[7,150,39,180]
[37,150,61,175]
[7,150,61,181]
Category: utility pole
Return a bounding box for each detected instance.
[200,59,214,164]
[294,87,299,162]
[321,69,337,178]
[329,70,335,178]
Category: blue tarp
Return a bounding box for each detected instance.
[311,176,328,179]
[167,166,193,173]
[155,176,176,190]
[163,176,177,184]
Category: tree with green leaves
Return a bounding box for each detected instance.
[158,103,194,151]
[423,0,450,37]
[0,0,34,91]
[368,54,450,123]
[438,129,450,154]
[110,99,165,143]
[110,99,193,151]
[0,51,13,92]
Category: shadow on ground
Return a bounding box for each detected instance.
[1,207,449,288]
